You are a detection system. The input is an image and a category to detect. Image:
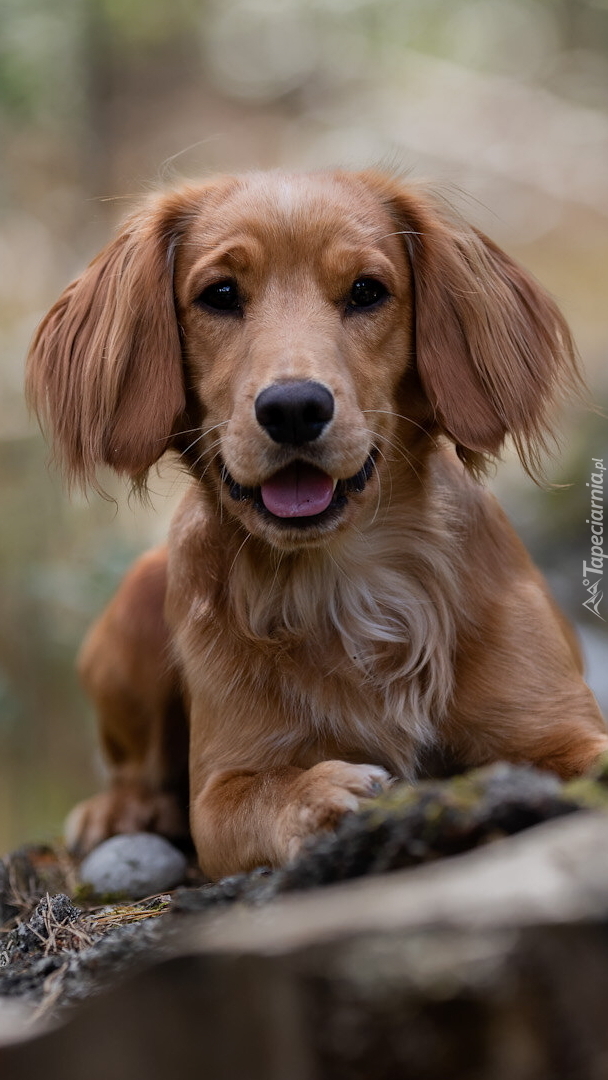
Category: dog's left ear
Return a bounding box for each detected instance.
[26,187,203,491]
[361,172,581,476]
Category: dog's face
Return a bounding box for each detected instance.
[173,173,416,547]
[26,169,579,542]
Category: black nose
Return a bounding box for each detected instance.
[255,380,334,445]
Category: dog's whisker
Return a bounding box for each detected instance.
[197,446,225,482]
[369,452,385,527]
[180,420,230,458]
[360,426,423,485]
[227,531,252,578]
[371,441,395,522]
[365,438,388,466]
[181,435,206,457]
[361,423,427,484]
[187,436,226,474]
[268,549,286,597]
[192,436,225,463]
[163,425,204,441]
[361,409,441,448]
[374,432,424,485]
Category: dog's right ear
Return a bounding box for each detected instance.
[26,188,202,490]
[358,170,581,480]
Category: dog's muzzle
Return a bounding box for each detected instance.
[221,453,376,529]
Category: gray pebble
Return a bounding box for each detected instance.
[80,833,187,900]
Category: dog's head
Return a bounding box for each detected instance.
[27,170,579,549]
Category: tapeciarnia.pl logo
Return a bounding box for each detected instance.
[582,457,605,621]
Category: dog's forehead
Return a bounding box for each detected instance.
[189,171,400,256]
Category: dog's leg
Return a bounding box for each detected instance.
[446,580,608,779]
[189,758,392,880]
[447,704,608,780]
[65,547,189,855]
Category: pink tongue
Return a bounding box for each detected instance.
[261,462,335,518]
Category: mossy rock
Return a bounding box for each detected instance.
[175,760,604,912]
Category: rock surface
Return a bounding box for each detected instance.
[3,761,608,1077]
[79,833,188,900]
[189,810,608,953]
[3,812,608,1079]
[172,761,593,913]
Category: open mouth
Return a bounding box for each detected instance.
[221,453,376,529]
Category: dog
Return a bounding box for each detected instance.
[26,169,607,879]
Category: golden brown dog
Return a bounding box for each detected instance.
[26,170,607,879]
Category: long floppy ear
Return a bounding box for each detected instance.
[26,189,199,490]
[361,172,582,477]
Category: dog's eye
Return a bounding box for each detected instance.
[197,280,241,312]
[348,277,389,310]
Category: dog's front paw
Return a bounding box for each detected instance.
[279,760,392,863]
[64,784,188,857]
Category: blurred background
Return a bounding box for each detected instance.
[1,0,607,854]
